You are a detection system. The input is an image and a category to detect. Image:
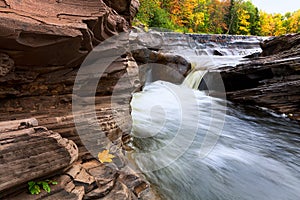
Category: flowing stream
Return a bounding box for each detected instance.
[128,34,300,200]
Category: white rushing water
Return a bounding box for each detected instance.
[130,80,300,200]
[129,33,300,200]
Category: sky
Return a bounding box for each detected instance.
[251,0,300,14]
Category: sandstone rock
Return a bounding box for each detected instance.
[0,1,156,199]
[0,119,78,198]
[88,164,118,187]
[103,0,139,23]
[101,182,134,200]
[0,118,38,132]
[8,175,84,200]
[81,160,102,170]
[118,166,149,198]
[84,180,114,199]
[66,165,96,186]
[74,168,96,186]
[0,53,14,77]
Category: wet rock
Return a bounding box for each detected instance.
[74,167,95,185]
[118,166,149,198]
[260,34,300,56]
[84,180,114,199]
[132,48,191,85]
[101,182,134,200]
[206,33,300,121]
[213,50,223,56]
[88,164,118,187]
[130,30,191,86]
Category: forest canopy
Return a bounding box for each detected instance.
[136,0,300,36]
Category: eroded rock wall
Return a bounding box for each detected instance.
[0,0,138,152]
[0,1,154,199]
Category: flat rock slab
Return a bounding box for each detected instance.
[0,118,78,197]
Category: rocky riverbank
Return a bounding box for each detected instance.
[205,33,300,122]
[0,0,156,199]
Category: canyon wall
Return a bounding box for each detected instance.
[0,1,155,199]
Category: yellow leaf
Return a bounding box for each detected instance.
[98,150,115,163]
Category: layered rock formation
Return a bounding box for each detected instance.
[0,118,78,197]
[0,0,155,199]
[205,33,300,121]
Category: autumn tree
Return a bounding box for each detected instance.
[273,14,286,35]
[287,10,300,33]
[136,0,299,36]
[181,0,197,27]
[237,7,250,34]
[169,0,184,26]
[193,0,210,32]
[207,0,230,33]
[259,11,275,36]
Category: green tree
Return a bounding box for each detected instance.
[136,0,176,30]
[226,0,241,34]
[149,8,176,29]
[243,1,260,35]
[193,0,210,33]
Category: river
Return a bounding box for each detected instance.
[128,33,300,200]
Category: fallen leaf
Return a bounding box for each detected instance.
[98,149,115,163]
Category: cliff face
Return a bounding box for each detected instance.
[0,0,134,98]
[0,1,154,199]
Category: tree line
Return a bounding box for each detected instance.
[136,0,300,36]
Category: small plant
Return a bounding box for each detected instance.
[28,180,58,195]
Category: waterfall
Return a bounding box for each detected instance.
[181,61,208,89]
[181,69,206,89]
[181,52,218,89]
